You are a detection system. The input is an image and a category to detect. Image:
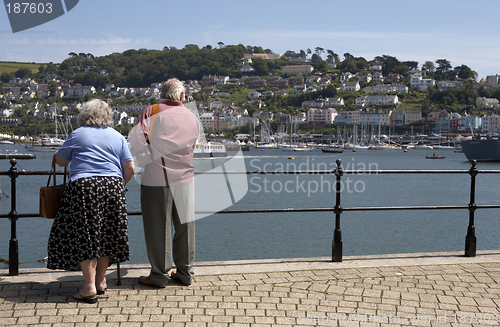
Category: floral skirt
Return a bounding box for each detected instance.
[47,176,130,271]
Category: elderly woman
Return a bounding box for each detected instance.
[47,99,134,304]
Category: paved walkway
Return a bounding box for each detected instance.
[1,250,500,326]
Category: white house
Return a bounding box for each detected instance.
[372,72,384,83]
[293,84,307,94]
[339,72,354,83]
[66,85,96,97]
[240,65,254,72]
[476,97,500,108]
[306,108,338,124]
[199,112,214,130]
[363,84,408,94]
[261,90,274,97]
[210,99,223,109]
[305,76,321,84]
[324,97,345,108]
[355,95,399,106]
[248,91,261,99]
[216,76,229,86]
[369,61,383,71]
[339,81,360,92]
[481,114,500,133]
[437,80,464,91]
[410,76,435,90]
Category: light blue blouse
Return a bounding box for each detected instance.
[57,126,133,182]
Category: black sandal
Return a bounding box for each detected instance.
[96,288,106,295]
[73,292,98,304]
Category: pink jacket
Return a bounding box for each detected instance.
[130,99,199,186]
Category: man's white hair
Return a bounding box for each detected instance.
[161,78,185,100]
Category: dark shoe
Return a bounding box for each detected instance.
[170,271,191,286]
[96,288,106,295]
[73,292,98,304]
[138,276,163,288]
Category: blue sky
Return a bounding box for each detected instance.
[1,0,499,80]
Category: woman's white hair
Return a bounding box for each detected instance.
[77,99,114,127]
[161,78,185,100]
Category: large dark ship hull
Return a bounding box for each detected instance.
[461,139,500,161]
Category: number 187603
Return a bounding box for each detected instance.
[5,2,53,14]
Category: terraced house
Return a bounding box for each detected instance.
[355,95,399,106]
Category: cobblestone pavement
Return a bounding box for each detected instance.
[1,251,500,326]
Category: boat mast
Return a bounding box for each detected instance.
[41,100,45,145]
[54,103,57,140]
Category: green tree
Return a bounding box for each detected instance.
[1,72,12,83]
[422,61,435,73]
[326,50,338,63]
[251,57,269,76]
[48,80,58,95]
[375,55,400,75]
[454,65,476,80]
[45,62,57,73]
[403,61,419,71]
[311,53,323,63]
[253,46,265,53]
[314,47,324,57]
[15,68,32,78]
[343,53,353,60]
[435,59,452,80]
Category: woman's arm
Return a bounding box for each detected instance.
[54,152,70,167]
[121,160,135,185]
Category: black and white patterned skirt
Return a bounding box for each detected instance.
[47,176,130,271]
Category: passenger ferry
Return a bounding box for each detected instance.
[194,142,227,158]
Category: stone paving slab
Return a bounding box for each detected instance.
[0,251,500,326]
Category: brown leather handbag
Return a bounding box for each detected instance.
[39,156,68,219]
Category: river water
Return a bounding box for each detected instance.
[0,144,499,269]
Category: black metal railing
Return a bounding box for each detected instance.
[1,158,500,276]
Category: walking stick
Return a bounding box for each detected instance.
[116,262,121,285]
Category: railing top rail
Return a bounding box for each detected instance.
[3,169,497,176]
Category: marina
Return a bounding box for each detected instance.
[0,143,500,270]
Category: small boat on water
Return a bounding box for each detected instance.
[322,146,344,153]
[426,153,445,159]
[25,136,64,152]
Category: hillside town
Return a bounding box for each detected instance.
[2,52,500,141]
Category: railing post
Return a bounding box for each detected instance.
[8,159,19,275]
[465,160,477,257]
[332,159,343,262]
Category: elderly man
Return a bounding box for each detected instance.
[130,78,199,287]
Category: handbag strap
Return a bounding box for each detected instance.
[46,155,68,188]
